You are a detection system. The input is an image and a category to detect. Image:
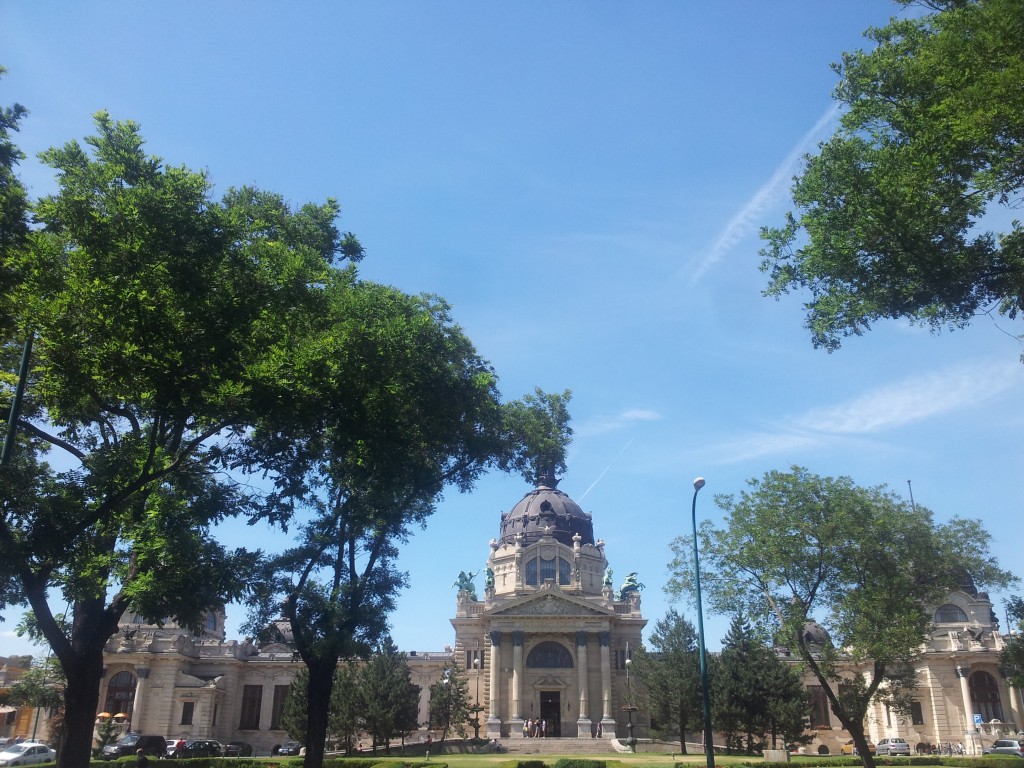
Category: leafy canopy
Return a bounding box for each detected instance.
[760,0,1024,355]
[667,467,1014,765]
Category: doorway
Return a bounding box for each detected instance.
[539,691,561,737]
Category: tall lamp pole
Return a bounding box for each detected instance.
[691,477,714,768]
[472,651,482,740]
[623,643,637,753]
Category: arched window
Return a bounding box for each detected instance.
[526,641,573,668]
[524,556,572,586]
[969,671,1003,722]
[104,670,137,717]
[935,604,969,623]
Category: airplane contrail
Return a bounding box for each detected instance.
[578,438,635,502]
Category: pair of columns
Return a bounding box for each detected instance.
[486,630,618,739]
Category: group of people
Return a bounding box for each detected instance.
[522,718,548,738]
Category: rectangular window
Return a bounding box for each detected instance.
[270,685,290,730]
[465,649,483,671]
[808,685,831,729]
[614,650,630,670]
[911,701,925,725]
[239,684,263,730]
[212,703,218,727]
[180,701,195,725]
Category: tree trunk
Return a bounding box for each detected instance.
[303,655,337,768]
[56,646,105,768]
[677,714,688,754]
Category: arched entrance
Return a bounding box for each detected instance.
[969,670,1004,723]
[104,670,137,724]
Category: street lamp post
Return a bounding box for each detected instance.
[623,643,637,753]
[472,655,482,740]
[691,477,714,768]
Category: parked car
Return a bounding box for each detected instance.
[224,742,252,758]
[277,742,302,756]
[0,742,56,767]
[176,740,224,758]
[984,739,1024,757]
[840,739,876,755]
[877,737,911,756]
[102,734,167,760]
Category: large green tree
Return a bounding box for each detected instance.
[238,279,554,768]
[667,467,1014,768]
[630,609,703,752]
[760,0,1024,354]
[0,112,361,768]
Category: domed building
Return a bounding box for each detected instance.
[451,474,646,739]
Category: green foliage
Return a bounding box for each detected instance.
[666,466,1015,761]
[629,609,701,749]
[0,107,362,768]
[92,718,118,758]
[999,594,1024,687]
[428,666,471,745]
[499,388,573,485]
[360,640,421,751]
[9,655,65,710]
[715,613,810,754]
[552,761,612,768]
[759,0,1024,356]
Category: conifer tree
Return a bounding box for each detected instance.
[631,609,702,752]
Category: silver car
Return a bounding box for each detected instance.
[983,739,1024,757]
[0,743,57,767]
[877,737,911,756]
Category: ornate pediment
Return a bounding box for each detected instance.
[488,591,612,618]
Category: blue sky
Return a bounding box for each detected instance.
[2,1,1022,658]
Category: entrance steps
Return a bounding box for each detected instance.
[503,737,623,755]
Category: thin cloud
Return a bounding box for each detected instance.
[701,358,1021,464]
[684,102,842,284]
[795,360,1021,434]
[577,408,661,438]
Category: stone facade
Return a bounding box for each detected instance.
[84,479,1022,755]
[794,586,1024,755]
[450,477,646,740]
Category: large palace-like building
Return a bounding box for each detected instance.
[3,477,1022,755]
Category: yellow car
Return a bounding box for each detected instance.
[840,740,877,755]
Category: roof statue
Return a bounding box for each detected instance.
[616,571,644,601]
[453,570,479,599]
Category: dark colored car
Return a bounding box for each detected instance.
[224,742,252,758]
[277,742,302,756]
[177,740,224,758]
[102,734,167,760]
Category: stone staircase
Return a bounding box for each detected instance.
[503,737,628,755]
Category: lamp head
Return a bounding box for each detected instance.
[693,477,705,491]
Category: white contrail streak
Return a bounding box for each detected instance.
[684,102,842,284]
[579,438,634,502]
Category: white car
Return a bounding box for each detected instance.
[0,743,57,767]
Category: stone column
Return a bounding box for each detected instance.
[576,631,592,737]
[131,668,149,731]
[511,631,525,737]
[487,631,503,738]
[259,680,276,730]
[599,630,615,738]
[956,666,978,754]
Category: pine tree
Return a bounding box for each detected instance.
[358,639,420,752]
[428,666,470,750]
[630,609,702,752]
